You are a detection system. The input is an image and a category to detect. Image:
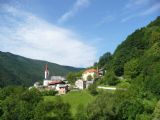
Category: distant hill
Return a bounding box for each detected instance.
[0,51,83,87]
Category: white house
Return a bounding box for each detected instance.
[34,82,40,88]
[43,76,66,87]
[75,79,86,90]
[82,69,98,81]
[43,80,51,86]
[86,80,94,88]
[58,84,68,95]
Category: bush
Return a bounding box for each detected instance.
[41,90,57,96]
[88,84,98,96]
[104,71,119,86]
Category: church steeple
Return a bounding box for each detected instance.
[44,64,49,79]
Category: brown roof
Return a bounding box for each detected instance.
[48,80,64,85]
[83,69,98,74]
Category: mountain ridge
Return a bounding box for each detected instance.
[0,51,83,87]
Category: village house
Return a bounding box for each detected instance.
[43,79,68,93]
[75,68,99,90]
[58,84,68,95]
[34,82,41,88]
[33,64,68,94]
[47,80,66,90]
[75,79,86,89]
[33,82,44,89]
[86,80,94,88]
[82,68,98,81]
[51,76,65,81]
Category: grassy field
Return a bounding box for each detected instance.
[44,90,95,115]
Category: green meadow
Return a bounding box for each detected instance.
[44,90,95,115]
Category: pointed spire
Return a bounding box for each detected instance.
[45,64,48,71]
[44,63,49,80]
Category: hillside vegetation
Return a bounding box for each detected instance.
[44,90,94,115]
[85,16,160,120]
[0,51,82,87]
[0,86,73,120]
[98,16,160,86]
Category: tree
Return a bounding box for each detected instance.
[87,75,93,81]
[75,104,87,120]
[98,52,112,68]
[135,113,151,120]
[104,71,119,86]
[144,73,160,96]
[86,92,117,120]
[88,83,98,96]
[33,101,55,120]
[20,88,42,105]
[0,87,73,120]
[66,71,83,84]
[66,72,77,84]
[51,97,72,120]
[124,59,140,79]
[153,100,160,120]
[117,99,144,120]
[1,96,33,120]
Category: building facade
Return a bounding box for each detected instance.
[82,68,98,81]
[75,79,86,89]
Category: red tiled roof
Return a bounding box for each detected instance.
[48,80,64,85]
[83,69,98,74]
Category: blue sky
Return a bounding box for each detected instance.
[0,0,160,67]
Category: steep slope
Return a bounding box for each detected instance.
[111,16,160,77]
[0,51,82,87]
[90,17,160,120]
[97,16,160,89]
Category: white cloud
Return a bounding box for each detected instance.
[96,15,115,27]
[140,2,160,16]
[0,5,97,67]
[58,0,90,23]
[121,2,160,22]
[121,15,136,22]
[125,0,150,9]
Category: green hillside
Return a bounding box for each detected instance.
[44,90,95,115]
[0,51,82,87]
[88,16,160,119]
[98,16,160,80]
[112,16,160,77]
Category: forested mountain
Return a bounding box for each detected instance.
[99,16,160,80]
[87,16,160,119]
[0,51,82,87]
[112,16,160,77]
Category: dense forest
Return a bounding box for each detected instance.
[0,51,82,87]
[98,16,160,86]
[0,86,72,120]
[0,17,160,120]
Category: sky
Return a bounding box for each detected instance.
[0,0,160,67]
